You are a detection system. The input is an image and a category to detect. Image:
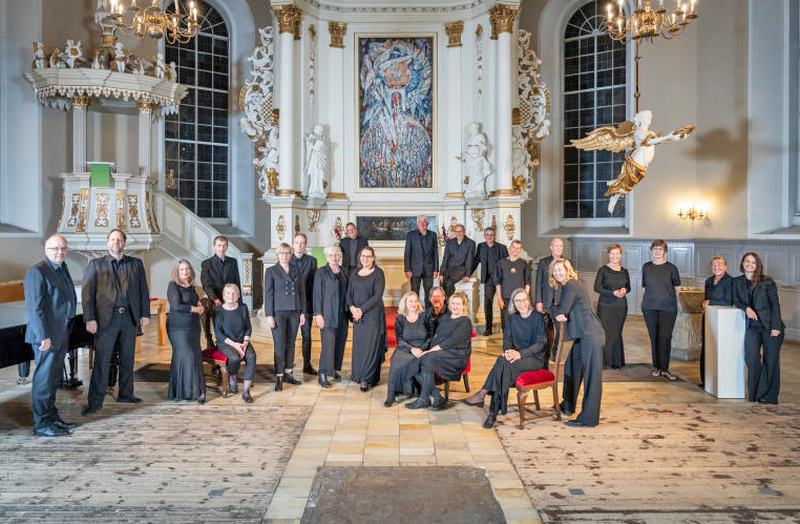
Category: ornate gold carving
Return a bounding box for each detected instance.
[327,192,347,199]
[116,189,125,231]
[70,94,90,110]
[512,107,521,126]
[242,257,253,296]
[77,188,89,232]
[166,168,177,191]
[127,194,142,229]
[136,101,155,114]
[276,189,303,197]
[272,5,302,39]
[333,216,343,239]
[504,214,516,241]
[448,217,458,236]
[94,192,110,228]
[445,21,464,48]
[488,189,517,197]
[266,169,279,195]
[102,34,117,48]
[145,191,160,232]
[67,192,82,228]
[276,215,287,241]
[491,214,497,231]
[444,192,465,199]
[512,175,528,196]
[489,4,519,38]
[271,108,280,127]
[294,215,300,236]
[328,22,347,48]
[56,190,66,229]
[307,209,321,232]
[471,209,485,231]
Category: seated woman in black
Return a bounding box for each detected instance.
[461,288,546,428]
[405,291,472,411]
[385,291,434,407]
[551,258,605,427]
[733,252,784,404]
[213,283,257,402]
[700,256,733,386]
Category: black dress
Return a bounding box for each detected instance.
[412,315,473,403]
[388,312,434,396]
[167,282,206,400]
[347,268,387,384]
[213,304,257,382]
[593,265,631,368]
[482,311,547,414]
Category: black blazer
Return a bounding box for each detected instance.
[264,263,306,316]
[340,236,369,272]
[24,259,77,345]
[550,279,604,341]
[404,229,439,277]
[200,255,241,303]
[291,253,317,313]
[82,255,150,328]
[440,237,477,279]
[733,275,784,332]
[313,264,348,328]
[473,242,509,282]
[535,255,571,309]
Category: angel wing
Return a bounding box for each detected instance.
[570,121,635,153]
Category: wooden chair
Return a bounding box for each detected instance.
[202,347,230,397]
[515,317,566,429]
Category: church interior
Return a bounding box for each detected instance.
[1,0,800,522]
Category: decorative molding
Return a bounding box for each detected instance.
[327,192,348,199]
[276,215,287,241]
[136,100,155,114]
[94,192,110,228]
[115,189,125,230]
[328,22,347,49]
[303,0,488,14]
[294,215,301,236]
[471,209,485,231]
[448,216,458,235]
[307,25,316,111]
[307,209,321,232]
[445,21,464,48]
[503,213,516,241]
[56,190,66,229]
[489,4,519,38]
[145,191,159,233]
[70,94,90,110]
[276,189,303,197]
[491,214,497,231]
[127,194,141,228]
[77,188,89,232]
[475,24,483,104]
[272,5,302,39]
[66,192,81,228]
[332,216,343,240]
[488,189,517,197]
[241,257,253,296]
[444,192,465,199]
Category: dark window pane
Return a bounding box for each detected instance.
[565,110,579,128]
[613,68,625,85]
[565,93,579,111]
[213,163,227,182]
[579,109,594,127]
[197,52,212,71]
[596,162,612,180]
[214,111,228,126]
[597,150,613,162]
[213,146,227,163]
[198,70,213,88]
[213,38,228,55]
[580,38,594,55]
[580,150,595,164]
[213,56,228,73]
[614,48,626,66]
[198,144,212,162]
[597,107,612,126]
[579,201,594,218]
[198,182,212,199]
[213,126,228,143]
[580,55,595,73]
[198,36,213,53]
[579,164,594,180]
[198,108,213,126]
[179,48,195,66]
[197,199,211,217]
[597,51,612,70]
[564,128,580,143]
[565,57,579,75]
[213,74,228,91]
[565,40,578,57]
[580,91,595,109]
[597,70,612,88]
[597,88,612,107]
[613,87,626,105]
[613,105,627,122]
[213,182,227,199]
[180,123,194,140]
[179,143,195,161]
[179,181,194,197]
[165,121,179,139]
[198,162,212,181]
[165,141,179,159]
[198,125,213,142]
[597,36,613,52]
[564,201,578,218]
[213,92,227,109]
[565,75,579,92]
[580,73,594,89]
[180,161,194,177]
[565,183,578,200]
[565,164,579,183]
[198,90,212,107]
[565,24,580,39]
[178,67,195,84]
[180,198,196,214]
[213,200,228,218]
[564,147,579,164]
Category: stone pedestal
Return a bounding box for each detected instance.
[672,288,704,361]
[705,305,746,399]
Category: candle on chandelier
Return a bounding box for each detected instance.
[690,0,696,13]
[174,0,179,14]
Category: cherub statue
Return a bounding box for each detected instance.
[64,40,84,68]
[254,127,280,197]
[458,122,492,200]
[92,50,103,70]
[304,124,328,199]
[169,61,177,82]
[154,53,167,79]
[49,48,65,69]
[134,57,146,75]
[571,110,694,213]
[113,42,127,73]
[32,42,47,69]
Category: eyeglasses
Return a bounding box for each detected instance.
[360,255,374,259]
[46,247,68,252]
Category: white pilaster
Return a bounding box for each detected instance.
[71,96,89,173]
[278,30,297,193]
[137,101,154,179]
[495,30,513,192]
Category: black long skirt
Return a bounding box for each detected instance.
[482,355,541,415]
[386,349,418,395]
[167,326,206,400]
[351,323,385,384]
[597,304,626,368]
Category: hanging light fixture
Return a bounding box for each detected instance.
[108,0,200,44]
[605,0,698,44]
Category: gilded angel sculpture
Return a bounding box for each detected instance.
[571,110,694,213]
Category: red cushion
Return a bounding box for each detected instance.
[463,357,471,374]
[202,348,227,362]
[515,369,555,387]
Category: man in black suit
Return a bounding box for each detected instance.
[339,222,369,277]
[200,235,241,348]
[438,224,476,299]
[24,235,77,437]
[291,233,318,375]
[473,227,508,336]
[535,237,569,313]
[404,216,439,307]
[82,229,150,415]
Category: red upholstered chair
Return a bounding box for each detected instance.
[385,306,399,347]
[202,348,230,397]
[515,317,565,428]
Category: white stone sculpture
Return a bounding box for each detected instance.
[460,122,491,200]
[49,48,64,69]
[32,42,47,69]
[168,61,178,82]
[511,126,534,197]
[154,53,167,79]
[305,124,328,199]
[254,127,280,198]
[134,57,146,75]
[113,42,127,73]
[64,40,84,68]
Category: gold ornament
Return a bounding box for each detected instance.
[328,22,347,48]
[276,215,287,241]
[504,214,515,241]
[445,21,464,48]
[489,4,519,39]
[272,5,302,39]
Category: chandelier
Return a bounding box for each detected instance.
[605,0,698,43]
[108,0,200,44]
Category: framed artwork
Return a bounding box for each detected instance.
[356,216,437,242]
[357,36,435,190]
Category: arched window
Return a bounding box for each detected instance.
[563,0,627,219]
[164,1,230,219]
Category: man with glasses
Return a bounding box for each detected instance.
[473,227,508,336]
[404,216,439,307]
[339,222,369,278]
[24,235,77,436]
[438,224,476,299]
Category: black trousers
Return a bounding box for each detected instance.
[483,278,497,331]
[410,273,434,307]
[272,311,300,375]
[31,334,68,430]
[219,342,257,381]
[320,320,347,376]
[295,311,314,369]
[642,309,677,372]
[744,327,782,403]
[89,312,138,409]
[200,298,216,348]
[442,269,466,299]
[561,334,604,426]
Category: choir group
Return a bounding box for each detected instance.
[21,218,784,437]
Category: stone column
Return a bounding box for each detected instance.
[136,101,155,179]
[272,4,303,196]
[71,95,90,173]
[490,4,519,194]
[327,22,347,197]
[445,21,464,196]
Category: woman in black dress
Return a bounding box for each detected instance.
[264,243,306,391]
[313,245,349,388]
[167,259,206,403]
[405,291,473,411]
[347,246,386,392]
[551,258,604,427]
[385,291,434,407]
[733,252,784,404]
[461,288,547,428]
[641,239,682,380]
[594,244,630,369]
[700,256,733,386]
[214,283,256,402]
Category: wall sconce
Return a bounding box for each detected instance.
[677,204,708,221]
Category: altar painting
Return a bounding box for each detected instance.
[358,36,434,189]
[357,216,437,242]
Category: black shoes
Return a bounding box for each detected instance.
[33,424,69,437]
[81,405,100,416]
[559,402,574,416]
[405,399,431,410]
[54,418,77,430]
[275,377,284,391]
[359,382,370,392]
[117,396,142,404]
[284,374,301,385]
[318,374,332,389]
[229,378,238,394]
[384,396,395,408]
[197,396,206,405]
[483,329,493,336]
[332,372,342,382]
[429,397,447,411]
[242,393,253,403]
[460,397,485,407]
[483,412,498,429]
[304,365,318,376]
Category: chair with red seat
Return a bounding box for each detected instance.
[515,316,565,428]
[385,306,399,347]
[439,330,476,402]
[202,347,230,397]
